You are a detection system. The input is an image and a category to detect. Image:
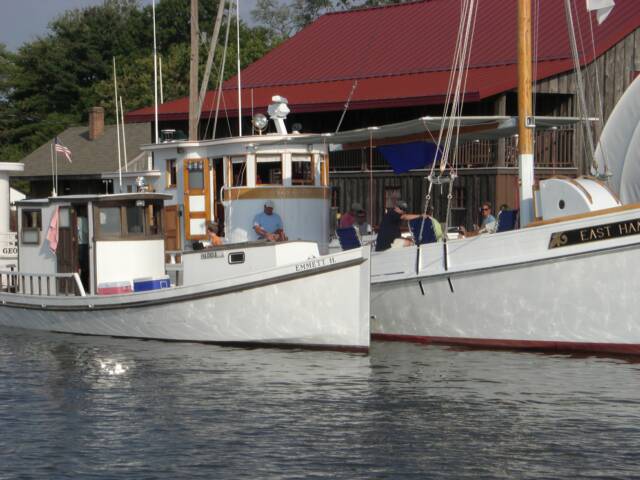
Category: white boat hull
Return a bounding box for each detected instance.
[371,206,640,354]
[0,248,371,351]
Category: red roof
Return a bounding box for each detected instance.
[127,0,640,122]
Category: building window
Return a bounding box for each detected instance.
[291,154,313,185]
[21,209,42,244]
[166,159,177,188]
[231,156,246,187]
[256,155,282,185]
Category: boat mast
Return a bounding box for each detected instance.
[153,0,159,144]
[517,0,535,227]
[236,0,242,136]
[189,0,199,141]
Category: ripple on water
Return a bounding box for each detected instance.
[1,327,640,479]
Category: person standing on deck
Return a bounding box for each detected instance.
[375,200,422,252]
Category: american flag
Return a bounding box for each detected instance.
[54,137,72,163]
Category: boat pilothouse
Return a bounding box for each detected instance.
[14,193,168,296]
[143,96,332,254]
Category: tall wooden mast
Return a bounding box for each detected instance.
[189,0,199,141]
[517,0,535,227]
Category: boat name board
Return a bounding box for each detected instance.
[549,218,640,249]
[200,250,225,260]
[295,256,337,272]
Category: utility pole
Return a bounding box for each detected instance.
[189,0,199,141]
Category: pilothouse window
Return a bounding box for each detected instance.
[231,157,246,187]
[99,207,122,236]
[126,206,145,234]
[292,154,313,185]
[256,155,282,185]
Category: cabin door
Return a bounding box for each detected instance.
[56,207,79,295]
[183,158,211,241]
[163,205,181,259]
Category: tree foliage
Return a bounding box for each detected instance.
[251,0,409,37]
[1,0,281,164]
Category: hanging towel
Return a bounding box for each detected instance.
[46,207,60,253]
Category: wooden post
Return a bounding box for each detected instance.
[189,0,199,141]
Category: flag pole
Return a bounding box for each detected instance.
[50,141,55,196]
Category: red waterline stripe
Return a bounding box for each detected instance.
[372,333,640,355]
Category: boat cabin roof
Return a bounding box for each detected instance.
[16,192,172,208]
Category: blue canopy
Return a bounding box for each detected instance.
[378,141,440,174]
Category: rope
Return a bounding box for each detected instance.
[586,0,610,177]
[564,0,597,173]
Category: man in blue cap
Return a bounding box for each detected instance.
[253,200,288,241]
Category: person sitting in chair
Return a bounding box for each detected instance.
[253,200,288,242]
[459,201,497,237]
[204,222,224,247]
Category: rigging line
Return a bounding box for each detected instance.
[440,0,477,174]
[335,80,358,134]
[450,0,478,174]
[586,0,610,176]
[203,54,226,137]
[212,2,233,139]
[532,0,540,121]
[564,0,597,172]
[442,0,475,169]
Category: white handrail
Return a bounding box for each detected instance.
[0,270,86,297]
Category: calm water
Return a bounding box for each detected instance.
[2,327,640,479]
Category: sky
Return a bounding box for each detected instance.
[0,0,256,51]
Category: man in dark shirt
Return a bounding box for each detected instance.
[375,200,422,252]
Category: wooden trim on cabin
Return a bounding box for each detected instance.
[223,186,330,201]
[183,158,211,241]
[526,203,640,228]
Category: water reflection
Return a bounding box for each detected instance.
[1,327,640,478]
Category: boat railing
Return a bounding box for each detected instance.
[0,270,86,297]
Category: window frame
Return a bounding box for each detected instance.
[255,154,283,186]
[21,209,42,244]
[93,201,164,241]
[291,154,314,186]
[166,158,178,189]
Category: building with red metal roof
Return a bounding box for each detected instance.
[126,0,640,128]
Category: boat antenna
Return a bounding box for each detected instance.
[119,96,128,172]
[152,0,159,144]
[335,80,358,133]
[113,57,123,192]
[159,56,164,104]
[236,0,242,136]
